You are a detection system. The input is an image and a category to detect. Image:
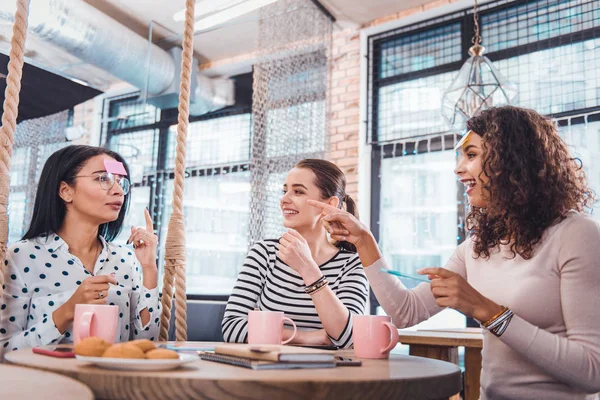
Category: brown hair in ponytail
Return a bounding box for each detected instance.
[294,159,358,252]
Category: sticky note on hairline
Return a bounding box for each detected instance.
[454,130,473,151]
[104,159,128,176]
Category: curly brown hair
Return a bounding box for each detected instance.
[465,106,595,259]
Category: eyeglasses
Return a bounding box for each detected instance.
[75,172,130,195]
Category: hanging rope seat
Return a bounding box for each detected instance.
[0,0,30,299]
[0,0,193,342]
[158,0,195,342]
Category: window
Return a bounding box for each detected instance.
[368,0,600,327]
[102,83,252,297]
[8,112,70,243]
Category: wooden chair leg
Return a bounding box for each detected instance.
[464,347,482,400]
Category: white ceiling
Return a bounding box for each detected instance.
[87,0,437,67]
[0,0,438,90]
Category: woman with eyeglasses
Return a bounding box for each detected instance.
[0,145,161,355]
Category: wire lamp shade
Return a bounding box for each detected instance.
[441,0,518,132]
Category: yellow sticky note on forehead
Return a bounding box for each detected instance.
[454,130,473,151]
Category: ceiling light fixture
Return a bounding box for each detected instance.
[173,0,279,33]
[441,0,518,132]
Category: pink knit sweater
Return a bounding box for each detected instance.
[365,211,600,400]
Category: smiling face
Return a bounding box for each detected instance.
[455,132,489,208]
[280,167,339,231]
[59,154,126,225]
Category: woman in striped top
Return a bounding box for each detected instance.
[222,159,369,349]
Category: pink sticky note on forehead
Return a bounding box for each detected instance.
[104,160,127,176]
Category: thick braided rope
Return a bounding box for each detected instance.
[158,264,174,341]
[0,0,29,299]
[159,0,195,342]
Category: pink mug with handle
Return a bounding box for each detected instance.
[73,304,119,345]
[352,315,399,359]
[248,310,297,345]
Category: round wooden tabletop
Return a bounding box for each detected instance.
[0,363,94,400]
[5,343,461,400]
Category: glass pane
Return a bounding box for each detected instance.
[159,172,251,295]
[377,72,454,141]
[559,119,600,218]
[482,0,600,53]
[377,22,462,79]
[379,150,466,328]
[496,39,600,115]
[107,129,159,184]
[108,97,159,130]
[166,114,252,169]
[10,147,31,187]
[8,192,27,245]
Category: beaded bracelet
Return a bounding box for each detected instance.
[483,306,514,337]
[307,280,329,296]
[304,276,325,294]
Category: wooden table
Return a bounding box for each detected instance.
[5,342,462,400]
[397,328,483,400]
[0,363,94,400]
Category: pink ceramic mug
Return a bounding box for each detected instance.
[248,310,297,345]
[73,304,119,345]
[352,315,399,359]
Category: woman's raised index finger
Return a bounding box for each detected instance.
[307,199,339,214]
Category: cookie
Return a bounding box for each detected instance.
[102,343,145,359]
[74,337,111,357]
[129,339,156,353]
[145,349,179,360]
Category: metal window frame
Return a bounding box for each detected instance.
[102,93,252,301]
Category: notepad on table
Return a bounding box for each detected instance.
[213,343,336,363]
[199,351,335,370]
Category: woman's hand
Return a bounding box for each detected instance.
[127,208,158,269]
[306,200,367,245]
[418,267,503,322]
[53,274,117,333]
[282,328,332,346]
[278,229,322,285]
[307,200,382,267]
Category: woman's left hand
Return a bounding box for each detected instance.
[127,208,158,270]
[278,229,322,285]
[418,267,503,322]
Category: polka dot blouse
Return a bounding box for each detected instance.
[0,233,161,356]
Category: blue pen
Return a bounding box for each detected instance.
[161,344,215,352]
[380,268,430,283]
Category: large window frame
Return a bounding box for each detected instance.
[100,75,253,301]
[366,0,600,317]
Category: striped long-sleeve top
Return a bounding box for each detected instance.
[222,239,369,349]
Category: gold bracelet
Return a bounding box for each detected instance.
[306,278,328,294]
[483,305,508,327]
[308,281,328,296]
[304,276,325,293]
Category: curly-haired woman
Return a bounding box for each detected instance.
[310,106,600,399]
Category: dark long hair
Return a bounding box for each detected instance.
[22,145,131,242]
[465,106,595,259]
[295,159,358,252]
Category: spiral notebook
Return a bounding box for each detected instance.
[198,351,336,370]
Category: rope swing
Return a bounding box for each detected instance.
[158,0,195,341]
[0,0,30,299]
